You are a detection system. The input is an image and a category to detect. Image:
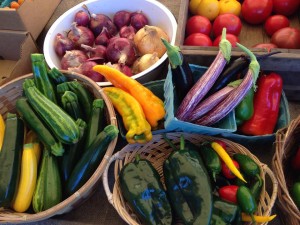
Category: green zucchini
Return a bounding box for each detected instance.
[48,67,68,84]
[31,54,57,104]
[23,79,80,145]
[57,81,93,120]
[84,99,105,149]
[66,125,118,196]
[59,119,87,186]
[32,148,62,213]
[0,113,24,207]
[16,97,64,156]
[61,91,84,121]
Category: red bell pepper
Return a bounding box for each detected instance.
[218,185,239,204]
[292,146,300,171]
[239,72,283,136]
[221,160,240,179]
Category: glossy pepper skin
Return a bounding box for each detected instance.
[163,135,212,225]
[239,72,283,135]
[237,185,257,223]
[103,87,152,144]
[119,155,173,225]
[235,86,254,126]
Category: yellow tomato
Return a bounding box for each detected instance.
[219,0,241,16]
[189,0,202,15]
[196,0,220,21]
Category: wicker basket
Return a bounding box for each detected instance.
[103,132,278,225]
[273,115,300,225]
[0,71,118,224]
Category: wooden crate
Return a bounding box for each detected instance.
[176,0,300,56]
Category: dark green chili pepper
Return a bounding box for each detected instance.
[163,135,212,225]
[250,176,263,202]
[233,153,261,181]
[119,155,173,225]
[236,185,257,223]
[198,142,221,182]
[291,182,300,209]
[235,87,254,126]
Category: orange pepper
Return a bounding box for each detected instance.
[10,1,20,9]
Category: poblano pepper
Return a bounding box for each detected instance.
[163,135,212,225]
[119,155,173,225]
[211,196,240,224]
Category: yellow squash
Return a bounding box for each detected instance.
[11,143,38,213]
[25,130,42,163]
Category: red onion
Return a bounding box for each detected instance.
[72,61,104,82]
[74,10,90,27]
[89,13,117,37]
[112,63,133,77]
[106,37,137,66]
[54,33,75,57]
[119,25,136,41]
[113,10,131,30]
[61,50,88,70]
[67,22,95,47]
[81,44,107,60]
[130,11,149,31]
[94,27,112,46]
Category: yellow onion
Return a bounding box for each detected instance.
[132,52,159,74]
[134,25,169,58]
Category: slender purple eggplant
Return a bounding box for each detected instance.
[195,43,260,126]
[162,38,195,103]
[175,28,232,121]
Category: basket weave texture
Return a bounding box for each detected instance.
[273,115,300,225]
[0,71,118,224]
[103,132,278,225]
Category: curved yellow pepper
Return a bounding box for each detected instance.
[93,65,165,129]
[242,213,277,223]
[103,87,152,144]
[0,114,5,150]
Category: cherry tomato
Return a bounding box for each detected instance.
[212,13,242,37]
[184,33,213,46]
[241,0,273,25]
[271,27,300,49]
[272,0,300,16]
[264,15,290,37]
[252,43,278,52]
[213,33,239,47]
[185,15,212,36]
[218,185,239,204]
[221,160,240,179]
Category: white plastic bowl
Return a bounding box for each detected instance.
[43,0,177,86]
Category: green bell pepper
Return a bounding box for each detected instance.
[235,86,254,126]
[119,155,173,225]
[163,135,212,225]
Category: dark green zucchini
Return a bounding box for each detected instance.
[0,113,24,207]
[61,91,84,121]
[48,67,68,84]
[65,125,118,196]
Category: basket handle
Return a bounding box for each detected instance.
[102,151,121,206]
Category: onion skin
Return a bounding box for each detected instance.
[113,10,131,30]
[54,33,75,57]
[74,10,90,27]
[119,25,136,41]
[134,25,169,58]
[130,11,149,31]
[89,13,117,37]
[61,50,88,70]
[67,22,95,47]
[94,27,111,46]
[132,52,159,74]
[81,44,107,60]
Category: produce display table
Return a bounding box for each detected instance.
[22,0,299,224]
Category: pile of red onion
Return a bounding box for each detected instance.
[53,5,169,82]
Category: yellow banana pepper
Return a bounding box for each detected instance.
[0,114,5,150]
[103,87,152,144]
[93,65,165,129]
[242,213,277,223]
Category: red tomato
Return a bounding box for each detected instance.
[264,15,290,36]
[184,33,213,46]
[213,34,239,47]
[218,185,239,204]
[221,160,240,179]
[186,15,212,36]
[212,14,242,37]
[272,0,300,16]
[271,27,300,49]
[252,43,278,52]
[241,0,273,25]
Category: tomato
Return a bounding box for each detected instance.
[219,0,242,16]
[272,0,300,16]
[241,0,273,25]
[252,43,278,52]
[184,33,213,46]
[213,33,239,47]
[218,185,239,204]
[185,15,212,36]
[264,15,290,37]
[271,27,300,49]
[212,13,242,37]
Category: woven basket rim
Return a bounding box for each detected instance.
[0,71,118,224]
[273,114,300,225]
[103,132,278,225]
